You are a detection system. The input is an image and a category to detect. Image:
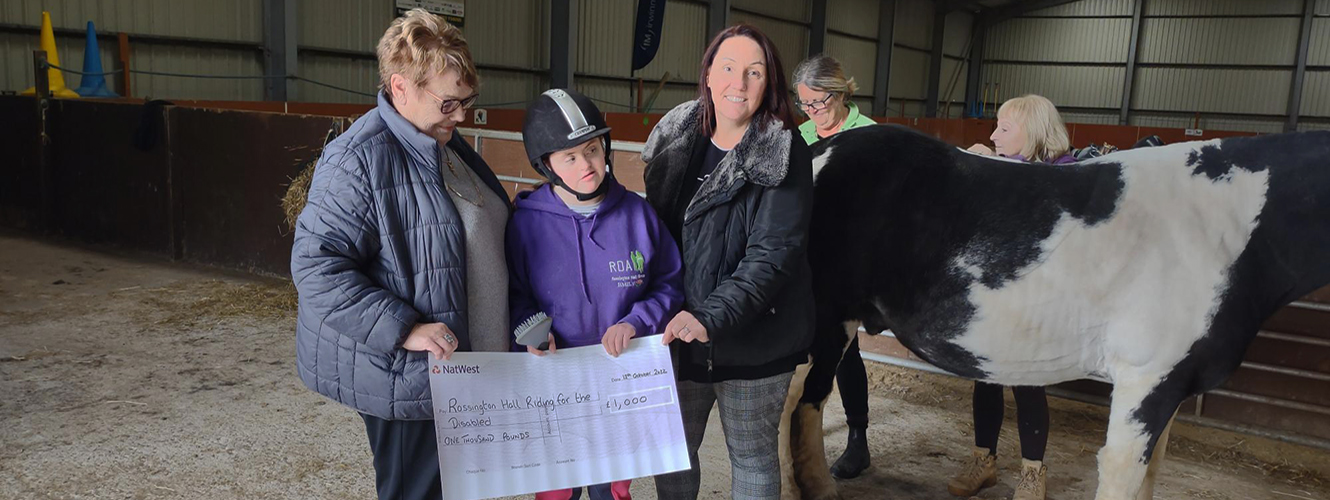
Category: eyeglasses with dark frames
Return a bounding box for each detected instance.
[795,92,837,112]
[421,87,481,114]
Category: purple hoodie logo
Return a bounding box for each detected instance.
[609,250,648,288]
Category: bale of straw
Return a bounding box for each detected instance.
[282,158,318,233]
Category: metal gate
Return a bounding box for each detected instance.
[859,291,1330,449]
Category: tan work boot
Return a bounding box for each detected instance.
[1013,459,1047,500]
[947,446,998,497]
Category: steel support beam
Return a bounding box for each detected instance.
[1118,0,1143,125]
[809,0,828,56]
[964,18,986,117]
[873,0,897,116]
[262,0,297,101]
[925,3,946,117]
[1286,0,1315,132]
[551,0,577,90]
[708,0,731,42]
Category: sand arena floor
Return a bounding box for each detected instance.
[2,234,1327,500]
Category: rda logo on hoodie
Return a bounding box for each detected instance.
[609,250,647,288]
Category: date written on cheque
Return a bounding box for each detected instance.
[611,368,668,382]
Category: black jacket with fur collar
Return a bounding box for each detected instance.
[643,99,815,379]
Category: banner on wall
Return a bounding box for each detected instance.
[395,0,464,27]
[631,0,666,71]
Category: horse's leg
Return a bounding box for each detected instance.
[788,320,858,500]
[1096,374,1185,500]
[1135,410,1177,500]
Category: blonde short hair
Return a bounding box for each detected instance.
[793,54,859,97]
[376,8,478,95]
[997,94,1070,162]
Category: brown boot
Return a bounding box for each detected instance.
[947,446,998,497]
[1013,459,1047,500]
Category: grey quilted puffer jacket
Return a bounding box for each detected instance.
[291,92,507,420]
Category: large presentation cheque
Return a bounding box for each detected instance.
[428,337,689,500]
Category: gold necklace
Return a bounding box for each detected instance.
[441,147,485,207]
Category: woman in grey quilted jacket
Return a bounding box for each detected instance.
[289,9,509,500]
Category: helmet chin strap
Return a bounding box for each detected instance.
[539,138,615,202]
[549,169,613,201]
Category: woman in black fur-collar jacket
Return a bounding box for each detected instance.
[643,24,814,500]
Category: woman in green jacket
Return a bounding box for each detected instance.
[794,54,877,146]
[792,53,878,480]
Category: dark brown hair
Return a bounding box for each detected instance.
[697,24,796,137]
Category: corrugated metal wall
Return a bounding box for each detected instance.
[983,0,1330,133]
[730,11,808,76]
[297,53,378,104]
[295,0,554,106]
[570,0,969,119]
[827,0,878,39]
[824,34,876,98]
[576,0,641,111]
[19,0,1322,130]
[574,0,703,113]
[466,0,547,75]
[296,0,390,53]
[1,0,551,106]
[982,65,1125,109]
[1133,68,1291,115]
[302,0,551,105]
[987,19,1131,63]
[982,8,1129,125]
[291,0,386,103]
[894,0,934,49]
[2,0,265,100]
[1138,18,1299,65]
[1,0,263,41]
[872,0,976,116]
[1311,18,1330,66]
[640,1,706,83]
[892,0,937,117]
[633,0,706,112]
[1143,0,1303,16]
[1,0,967,118]
[891,49,931,105]
[822,0,882,114]
[1029,0,1132,17]
[425,0,551,108]
[732,0,808,23]
[131,44,265,101]
[938,11,972,117]
[1302,71,1330,119]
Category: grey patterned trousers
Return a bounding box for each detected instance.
[654,371,794,500]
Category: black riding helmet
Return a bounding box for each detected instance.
[522,89,614,201]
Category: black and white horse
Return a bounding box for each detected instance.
[784,125,1330,500]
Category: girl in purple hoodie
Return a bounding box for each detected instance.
[506,89,684,500]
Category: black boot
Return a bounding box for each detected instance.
[830,426,870,479]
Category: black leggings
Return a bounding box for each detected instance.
[360,413,442,500]
[972,382,1049,461]
[836,337,870,428]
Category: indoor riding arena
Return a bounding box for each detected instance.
[2,1,1329,500]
